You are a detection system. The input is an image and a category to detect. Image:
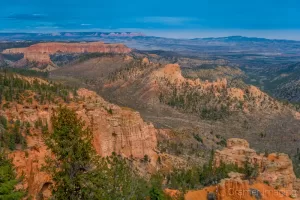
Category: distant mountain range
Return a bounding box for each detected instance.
[0,32,145,41]
[0,32,298,42]
[193,35,298,42]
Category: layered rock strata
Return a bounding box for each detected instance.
[2,42,131,63]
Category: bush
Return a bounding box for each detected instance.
[0,119,27,151]
[193,134,203,143]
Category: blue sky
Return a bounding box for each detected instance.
[0,0,300,39]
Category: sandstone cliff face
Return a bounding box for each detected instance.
[9,139,52,200]
[4,87,157,200]
[10,88,158,161]
[2,42,131,63]
[75,88,157,161]
[214,138,297,194]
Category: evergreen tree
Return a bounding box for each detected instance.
[87,153,149,200]
[45,107,150,200]
[45,106,94,200]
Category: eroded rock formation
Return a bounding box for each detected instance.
[214,138,298,195]
[75,88,157,161]
[9,139,52,200]
[166,138,300,200]
[192,178,295,200]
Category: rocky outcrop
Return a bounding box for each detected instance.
[165,139,299,199]
[4,87,158,200]
[153,64,186,84]
[2,42,131,63]
[214,138,297,194]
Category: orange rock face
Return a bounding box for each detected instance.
[214,138,298,195]
[12,88,158,161]
[75,89,158,162]
[5,88,157,200]
[152,63,185,84]
[9,139,52,200]
[2,42,131,63]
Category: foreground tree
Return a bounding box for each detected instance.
[86,153,150,200]
[45,107,151,200]
[45,106,95,199]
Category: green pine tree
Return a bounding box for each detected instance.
[45,106,94,200]
[44,107,150,200]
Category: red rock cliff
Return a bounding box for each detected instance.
[4,87,157,200]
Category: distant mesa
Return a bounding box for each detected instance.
[2,42,132,67]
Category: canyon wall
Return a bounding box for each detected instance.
[5,88,157,199]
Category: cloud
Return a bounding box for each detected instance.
[136,16,200,25]
[80,23,92,26]
[5,13,48,21]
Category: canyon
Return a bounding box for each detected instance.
[51,54,300,157]
[1,41,300,199]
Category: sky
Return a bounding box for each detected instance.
[0,0,300,39]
